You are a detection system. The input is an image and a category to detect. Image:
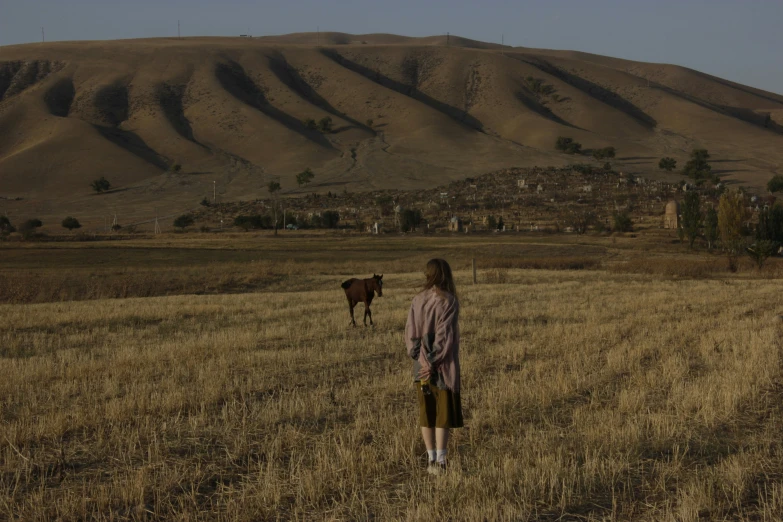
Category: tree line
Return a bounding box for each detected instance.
[678,189,781,269]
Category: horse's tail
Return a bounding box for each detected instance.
[341,279,353,290]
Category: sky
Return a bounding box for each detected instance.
[1,0,782,95]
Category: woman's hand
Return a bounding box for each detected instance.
[417,364,432,381]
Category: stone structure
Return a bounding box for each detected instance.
[448,216,463,232]
[664,200,679,229]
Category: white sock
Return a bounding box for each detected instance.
[427,450,437,462]
[436,449,447,464]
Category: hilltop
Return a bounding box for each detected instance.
[0,33,782,228]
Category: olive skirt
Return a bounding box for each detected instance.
[417,382,464,429]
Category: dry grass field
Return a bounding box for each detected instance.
[2,233,783,520]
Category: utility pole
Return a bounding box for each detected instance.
[502,34,504,46]
[41,27,45,43]
[213,180,216,204]
[178,20,181,39]
[446,32,450,47]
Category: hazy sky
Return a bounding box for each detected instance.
[2,0,782,95]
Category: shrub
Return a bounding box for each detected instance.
[613,212,633,232]
[268,181,281,194]
[555,136,582,154]
[767,174,783,194]
[61,217,81,231]
[318,117,333,133]
[303,118,318,130]
[91,176,111,193]
[366,119,374,127]
[234,215,271,231]
[0,215,15,236]
[111,224,122,232]
[592,147,616,160]
[659,157,677,171]
[19,218,43,232]
[200,197,210,207]
[173,214,194,230]
[169,163,182,173]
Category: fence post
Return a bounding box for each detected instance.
[472,258,477,284]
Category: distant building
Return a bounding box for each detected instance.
[448,216,463,232]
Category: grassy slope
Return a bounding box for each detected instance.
[1,34,782,227]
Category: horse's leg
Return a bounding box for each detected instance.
[348,298,356,327]
[367,304,374,326]
[363,301,369,326]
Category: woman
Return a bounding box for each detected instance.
[405,258,462,474]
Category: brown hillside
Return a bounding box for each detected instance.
[0,34,781,228]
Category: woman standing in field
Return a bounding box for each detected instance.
[405,258,462,474]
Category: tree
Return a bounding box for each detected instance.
[169,163,182,173]
[18,218,43,239]
[200,197,210,207]
[555,136,582,154]
[757,204,783,243]
[173,214,194,230]
[718,190,748,269]
[268,181,282,235]
[296,168,315,188]
[61,217,81,231]
[303,118,318,130]
[746,240,778,269]
[767,174,783,194]
[400,209,423,232]
[683,148,712,181]
[486,215,498,230]
[681,191,702,248]
[91,176,111,193]
[318,116,333,133]
[568,210,595,234]
[375,195,394,216]
[704,206,719,249]
[659,157,677,172]
[497,216,505,231]
[613,212,633,232]
[0,215,15,236]
[322,210,340,229]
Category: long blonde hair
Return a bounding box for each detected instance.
[422,258,457,300]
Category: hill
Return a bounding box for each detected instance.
[0,33,782,228]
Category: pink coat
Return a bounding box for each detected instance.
[405,288,461,393]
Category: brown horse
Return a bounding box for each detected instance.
[341,274,383,326]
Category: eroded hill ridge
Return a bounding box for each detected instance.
[0,33,782,225]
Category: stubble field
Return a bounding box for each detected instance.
[1,234,783,520]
